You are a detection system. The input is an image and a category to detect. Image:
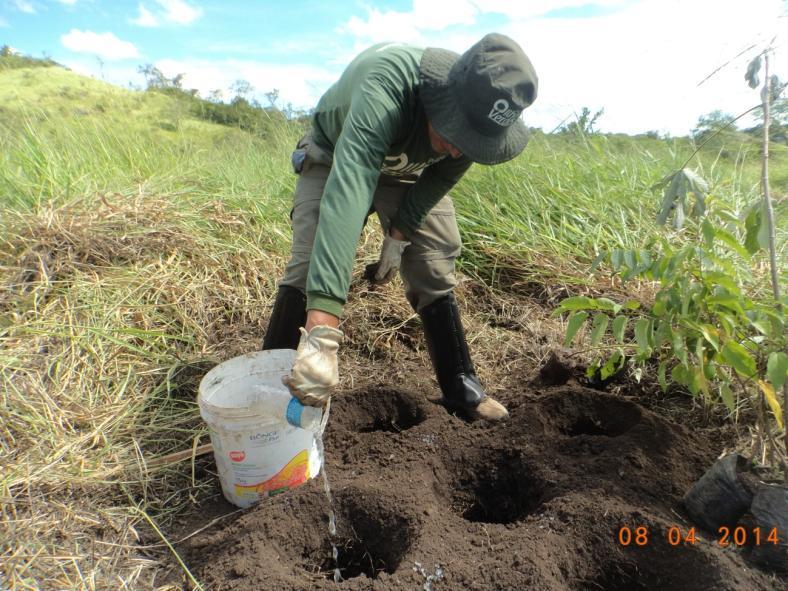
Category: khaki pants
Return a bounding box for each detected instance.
[279,134,462,312]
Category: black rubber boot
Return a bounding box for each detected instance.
[420,294,509,421]
[262,285,307,350]
[419,293,486,407]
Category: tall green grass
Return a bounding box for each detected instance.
[453,131,784,290]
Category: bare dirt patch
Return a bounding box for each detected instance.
[178,379,784,590]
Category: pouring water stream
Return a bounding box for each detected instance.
[315,397,342,583]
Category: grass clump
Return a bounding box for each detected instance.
[1,193,288,588]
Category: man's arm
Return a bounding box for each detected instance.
[391,155,472,239]
[305,78,403,318]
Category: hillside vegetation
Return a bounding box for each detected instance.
[1,58,785,589]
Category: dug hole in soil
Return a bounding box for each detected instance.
[178,372,784,590]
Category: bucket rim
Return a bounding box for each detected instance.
[197,349,296,417]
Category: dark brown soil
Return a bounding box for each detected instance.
[178,379,784,590]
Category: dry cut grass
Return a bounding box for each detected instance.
[0,192,287,589]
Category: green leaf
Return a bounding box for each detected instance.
[703,271,740,296]
[686,366,704,396]
[701,218,716,247]
[635,318,651,354]
[720,341,757,378]
[637,249,652,272]
[749,318,771,336]
[658,360,668,392]
[762,308,785,338]
[624,250,636,271]
[600,349,625,380]
[653,320,671,348]
[564,311,589,347]
[594,297,620,313]
[698,324,720,351]
[703,358,717,380]
[612,315,627,344]
[555,296,595,313]
[717,312,736,337]
[672,331,688,366]
[590,313,609,347]
[719,383,735,412]
[680,283,694,316]
[767,352,788,390]
[591,251,606,272]
[744,203,763,255]
[586,361,601,379]
[611,248,623,271]
[714,226,751,260]
[756,202,770,251]
[652,296,666,317]
[707,291,746,317]
[622,299,641,310]
[671,364,692,390]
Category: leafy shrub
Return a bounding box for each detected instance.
[556,196,786,428]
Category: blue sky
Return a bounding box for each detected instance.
[1,0,786,135]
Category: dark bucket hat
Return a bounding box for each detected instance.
[420,33,538,165]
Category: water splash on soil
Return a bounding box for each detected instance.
[315,399,341,583]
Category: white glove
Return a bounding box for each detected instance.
[371,233,410,285]
[282,325,343,407]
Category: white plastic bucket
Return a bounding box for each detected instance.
[198,349,322,508]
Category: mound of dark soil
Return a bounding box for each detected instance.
[178,383,783,590]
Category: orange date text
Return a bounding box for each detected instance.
[616,525,780,547]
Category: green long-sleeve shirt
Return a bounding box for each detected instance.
[306,43,472,317]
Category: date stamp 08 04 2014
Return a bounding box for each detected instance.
[617,525,781,548]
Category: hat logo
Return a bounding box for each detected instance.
[487,98,519,127]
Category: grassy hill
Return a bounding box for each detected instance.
[1,59,785,589]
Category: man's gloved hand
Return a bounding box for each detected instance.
[282,325,343,407]
[366,233,410,285]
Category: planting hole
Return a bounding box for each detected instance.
[450,450,545,524]
[338,388,428,433]
[319,537,393,581]
[302,491,413,581]
[542,391,641,437]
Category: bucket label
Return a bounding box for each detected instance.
[248,429,281,445]
[234,449,311,498]
[207,418,320,507]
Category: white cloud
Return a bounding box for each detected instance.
[152,58,338,109]
[338,0,479,45]
[470,0,629,20]
[61,29,141,61]
[131,0,202,27]
[130,4,159,27]
[337,0,786,135]
[337,0,629,45]
[156,0,202,25]
[62,58,142,89]
[13,0,35,14]
[55,0,79,5]
[492,0,786,135]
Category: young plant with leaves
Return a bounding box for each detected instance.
[556,192,786,447]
